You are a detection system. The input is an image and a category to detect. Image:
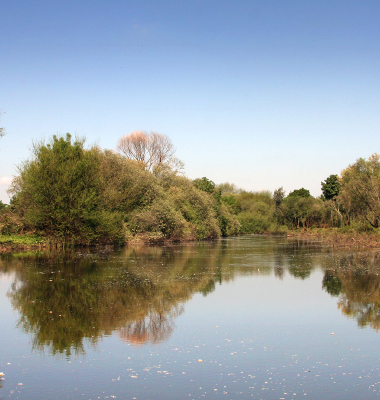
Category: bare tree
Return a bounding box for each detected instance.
[117,130,175,171]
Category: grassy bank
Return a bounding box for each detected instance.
[0,234,46,253]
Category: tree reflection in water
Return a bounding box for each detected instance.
[274,241,380,331]
[322,251,380,331]
[3,237,380,357]
[0,244,225,356]
[119,306,183,346]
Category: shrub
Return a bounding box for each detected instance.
[237,212,271,234]
[168,177,221,239]
[8,134,104,243]
[127,197,189,240]
[98,150,161,212]
[0,210,27,235]
[8,134,129,244]
[216,203,241,237]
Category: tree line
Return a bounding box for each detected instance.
[275,153,380,231]
[0,131,379,244]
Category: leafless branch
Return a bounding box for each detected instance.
[117,131,175,171]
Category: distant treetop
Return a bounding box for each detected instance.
[193,177,216,194]
[287,188,311,198]
[217,182,240,195]
[273,186,286,206]
[321,174,340,200]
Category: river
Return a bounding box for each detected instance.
[1,235,380,399]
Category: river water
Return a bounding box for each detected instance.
[1,235,380,399]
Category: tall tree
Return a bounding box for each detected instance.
[321,174,340,200]
[339,154,380,227]
[273,186,286,206]
[117,131,175,171]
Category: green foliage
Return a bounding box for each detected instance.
[277,187,333,229]
[287,188,311,198]
[9,134,123,244]
[273,187,285,207]
[127,197,188,240]
[237,191,274,211]
[216,203,241,237]
[12,134,380,243]
[228,191,276,234]
[193,177,216,194]
[152,158,185,189]
[0,211,26,235]
[168,177,221,239]
[321,174,340,200]
[97,150,160,212]
[221,194,240,214]
[237,212,271,234]
[9,134,241,243]
[217,182,240,194]
[339,154,380,228]
[281,196,326,228]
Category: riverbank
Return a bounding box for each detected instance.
[2,228,380,254]
[294,227,380,249]
[0,234,46,253]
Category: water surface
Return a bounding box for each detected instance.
[1,236,380,399]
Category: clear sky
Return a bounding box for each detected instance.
[1,0,379,202]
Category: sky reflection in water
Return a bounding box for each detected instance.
[1,236,380,399]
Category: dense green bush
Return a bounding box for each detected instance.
[127,196,188,240]
[168,177,221,239]
[9,134,110,243]
[339,154,380,228]
[98,150,160,212]
[215,203,241,237]
[237,212,271,234]
[0,211,26,235]
[288,188,311,198]
[222,191,275,234]
[193,177,216,194]
[280,195,323,228]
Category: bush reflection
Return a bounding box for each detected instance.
[2,237,380,356]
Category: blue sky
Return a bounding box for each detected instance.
[1,0,379,202]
